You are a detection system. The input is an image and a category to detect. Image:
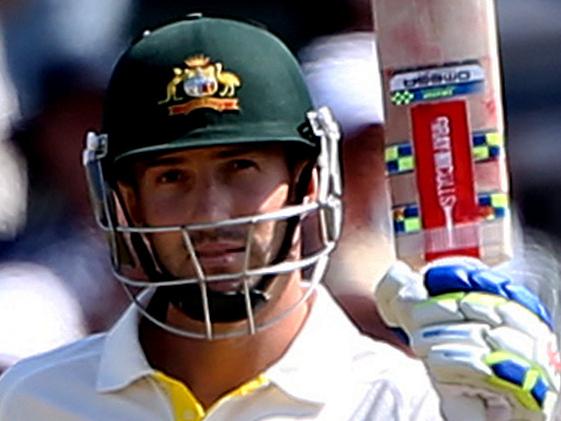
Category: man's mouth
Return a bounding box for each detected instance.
[191,242,251,292]
[195,242,244,258]
[192,241,244,269]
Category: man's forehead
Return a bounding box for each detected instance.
[138,143,286,167]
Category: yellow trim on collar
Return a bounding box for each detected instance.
[153,371,269,421]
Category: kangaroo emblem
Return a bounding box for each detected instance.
[158,68,189,105]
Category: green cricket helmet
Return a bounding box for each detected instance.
[83,15,342,340]
[103,14,318,166]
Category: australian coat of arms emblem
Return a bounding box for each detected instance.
[159,55,241,116]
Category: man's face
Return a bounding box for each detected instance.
[122,143,296,293]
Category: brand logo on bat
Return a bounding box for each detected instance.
[432,116,456,212]
[403,70,471,89]
[390,64,484,92]
[389,63,485,105]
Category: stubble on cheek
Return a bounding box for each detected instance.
[148,232,191,278]
[252,219,289,267]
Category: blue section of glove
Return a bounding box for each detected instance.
[502,283,552,329]
[489,359,549,408]
[491,360,526,386]
[424,265,473,294]
[425,264,553,330]
[469,269,510,296]
[532,377,548,406]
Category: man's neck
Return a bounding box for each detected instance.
[139,277,313,409]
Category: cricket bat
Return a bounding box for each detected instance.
[372,1,512,418]
[373,0,511,270]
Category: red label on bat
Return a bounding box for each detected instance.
[411,100,480,261]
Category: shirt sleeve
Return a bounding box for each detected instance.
[350,338,445,421]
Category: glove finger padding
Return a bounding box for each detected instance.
[374,257,561,420]
[374,260,427,329]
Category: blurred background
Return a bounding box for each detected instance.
[0,0,560,369]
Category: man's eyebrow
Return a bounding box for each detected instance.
[141,146,268,168]
[213,146,265,159]
[140,155,187,168]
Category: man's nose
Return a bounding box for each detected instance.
[187,178,230,224]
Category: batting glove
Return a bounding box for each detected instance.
[375,257,560,421]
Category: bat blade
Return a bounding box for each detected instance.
[373,0,511,270]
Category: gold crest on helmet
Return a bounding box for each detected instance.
[159,54,242,116]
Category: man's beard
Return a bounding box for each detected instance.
[149,221,293,324]
[157,278,274,324]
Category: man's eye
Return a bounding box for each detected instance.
[156,170,185,184]
[230,159,258,171]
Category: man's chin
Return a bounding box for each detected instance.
[164,277,270,325]
[172,263,254,293]
[206,279,245,294]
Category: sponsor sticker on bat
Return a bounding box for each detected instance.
[411,100,480,259]
[389,62,485,105]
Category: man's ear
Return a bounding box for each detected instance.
[292,161,318,204]
[304,167,319,204]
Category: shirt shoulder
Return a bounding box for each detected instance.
[348,334,443,420]
[0,334,105,402]
[308,290,443,419]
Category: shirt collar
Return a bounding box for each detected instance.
[264,285,358,404]
[96,285,358,403]
[96,291,154,392]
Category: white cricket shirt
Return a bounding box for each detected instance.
[0,286,443,420]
